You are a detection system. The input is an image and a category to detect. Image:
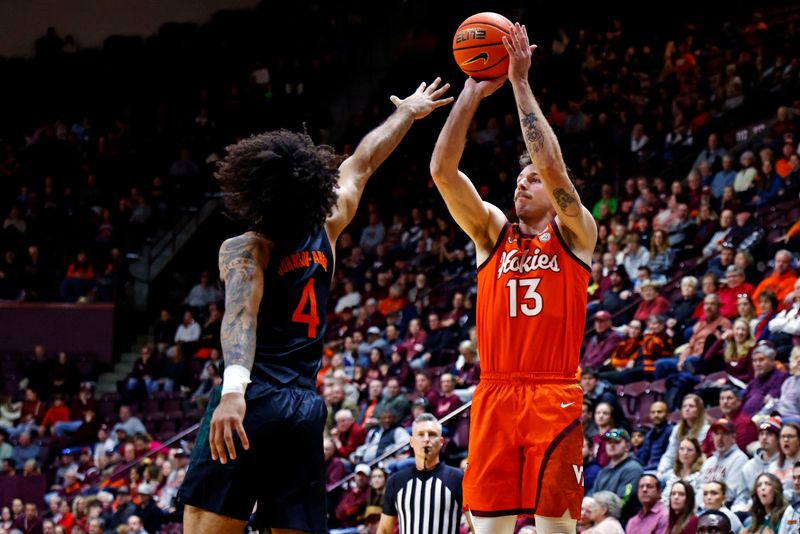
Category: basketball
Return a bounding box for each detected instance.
[452,12,512,79]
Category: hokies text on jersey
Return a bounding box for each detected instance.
[496,248,560,280]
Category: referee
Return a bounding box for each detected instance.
[377,413,463,534]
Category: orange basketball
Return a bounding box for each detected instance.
[452,12,512,79]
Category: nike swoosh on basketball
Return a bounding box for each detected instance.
[461,52,489,66]
[560,402,575,408]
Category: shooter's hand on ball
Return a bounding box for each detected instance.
[390,77,454,120]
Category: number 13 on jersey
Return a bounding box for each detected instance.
[507,278,543,317]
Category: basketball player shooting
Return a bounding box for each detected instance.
[430,23,597,534]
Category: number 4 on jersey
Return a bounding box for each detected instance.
[507,278,543,317]
[292,278,320,337]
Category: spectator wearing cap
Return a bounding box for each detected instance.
[717,266,755,319]
[754,249,797,311]
[135,482,163,534]
[637,402,673,471]
[582,310,624,369]
[696,418,749,508]
[625,474,668,534]
[778,461,800,534]
[776,347,800,419]
[711,155,738,199]
[741,417,782,505]
[743,342,788,417]
[358,325,390,367]
[591,429,644,505]
[634,281,671,322]
[334,463,370,528]
[108,485,136,530]
[330,408,367,460]
[701,386,758,455]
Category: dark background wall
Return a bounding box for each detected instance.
[0,302,114,364]
[0,0,259,57]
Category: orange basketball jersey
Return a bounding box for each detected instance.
[476,221,591,375]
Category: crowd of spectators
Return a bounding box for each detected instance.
[2,1,800,533]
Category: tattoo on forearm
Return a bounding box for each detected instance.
[519,107,545,151]
[219,237,258,370]
[553,187,580,217]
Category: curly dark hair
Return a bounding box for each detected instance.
[215,130,339,240]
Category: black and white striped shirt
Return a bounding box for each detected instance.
[382,462,463,534]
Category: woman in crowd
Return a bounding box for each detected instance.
[769,422,800,494]
[362,466,387,532]
[668,479,698,534]
[755,291,779,342]
[743,473,787,533]
[585,491,625,533]
[591,402,617,467]
[647,229,675,283]
[661,437,705,506]
[658,394,711,475]
[700,318,755,382]
[736,295,759,334]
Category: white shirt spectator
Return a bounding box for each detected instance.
[175,320,201,343]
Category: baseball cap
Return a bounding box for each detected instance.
[593,310,612,322]
[367,326,381,335]
[759,416,782,434]
[602,428,630,442]
[721,241,736,250]
[709,418,735,433]
[354,464,371,476]
[137,483,155,495]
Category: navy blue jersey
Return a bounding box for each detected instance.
[253,225,333,385]
[383,462,463,534]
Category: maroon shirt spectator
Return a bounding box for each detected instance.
[330,409,368,459]
[582,310,624,368]
[702,386,758,454]
[717,266,755,319]
[397,318,427,360]
[409,372,439,406]
[335,464,370,526]
[634,282,671,322]
[742,343,788,417]
[20,388,45,425]
[432,373,463,422]
[12,503,43,534]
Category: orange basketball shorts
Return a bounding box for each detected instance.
[463,372,584,518]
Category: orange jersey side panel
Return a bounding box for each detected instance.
[476,221,591,375]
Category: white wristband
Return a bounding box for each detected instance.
[221,364,251,396]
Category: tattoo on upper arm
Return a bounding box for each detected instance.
[219,238,260,369]
[553,187,580,217]
[519,107,545,151]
